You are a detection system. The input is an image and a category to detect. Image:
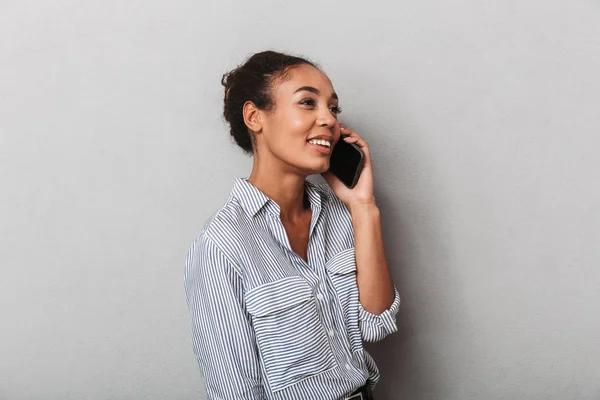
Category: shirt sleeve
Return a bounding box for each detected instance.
[358,287,401,342]
[184,233,266,400]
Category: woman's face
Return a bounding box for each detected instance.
[254,64,342,175]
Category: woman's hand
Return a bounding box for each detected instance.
[321,124,377,209]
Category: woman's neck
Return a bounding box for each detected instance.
[247,167,309,222]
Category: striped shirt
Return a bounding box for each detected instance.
[184,177,401,400]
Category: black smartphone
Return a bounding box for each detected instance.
[328,137,365,189]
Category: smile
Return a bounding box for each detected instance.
[307,139,331,148]
[307,139,332,155]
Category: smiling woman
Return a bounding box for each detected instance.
[184,50,400,400]
[223,55,342,175]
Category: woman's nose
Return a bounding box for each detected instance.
[317,107,337,127]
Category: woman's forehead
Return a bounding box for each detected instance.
[276,64,335,96]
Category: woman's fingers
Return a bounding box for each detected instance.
[340,125,368,153]
[340,125,359,140]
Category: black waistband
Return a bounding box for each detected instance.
[344,383,374,400]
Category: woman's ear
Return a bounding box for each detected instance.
[242,101,263,134]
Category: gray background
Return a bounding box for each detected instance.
[1,0,599,399]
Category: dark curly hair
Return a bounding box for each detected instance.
[221,50,320,154]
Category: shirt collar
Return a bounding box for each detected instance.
[231,177,327,219]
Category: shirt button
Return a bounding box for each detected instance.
[345,363,352,371]
[316,293,324,300]
[328,329,335,337]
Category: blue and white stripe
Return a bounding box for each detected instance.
[184,177,400,400]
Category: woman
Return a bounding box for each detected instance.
[184,50,400,400]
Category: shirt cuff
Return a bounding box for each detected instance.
[358,287,401,337]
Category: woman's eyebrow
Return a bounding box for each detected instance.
[294,86,338,100]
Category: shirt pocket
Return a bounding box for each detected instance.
[325,247,362,351]
[326,247,358,299]
[245,276,337,392]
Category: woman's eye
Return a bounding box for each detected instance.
[300,99,316,106]
[299,99,342,115]
[330,106,343,115]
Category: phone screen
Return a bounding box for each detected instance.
[328,139,365,189]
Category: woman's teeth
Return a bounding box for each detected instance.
[308,139,331,148]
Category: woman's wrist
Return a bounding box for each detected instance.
[349,200,379,215]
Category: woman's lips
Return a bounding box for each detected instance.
[307,141,332,155]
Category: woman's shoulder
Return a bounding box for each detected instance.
[186,196,249,268]
[199,194,248,238]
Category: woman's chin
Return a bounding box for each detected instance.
[290,153,331,176]
[307,161,330,176]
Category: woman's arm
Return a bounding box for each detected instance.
[184,233,265,400]
[322,124,401,342]
[350,202,395,315]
